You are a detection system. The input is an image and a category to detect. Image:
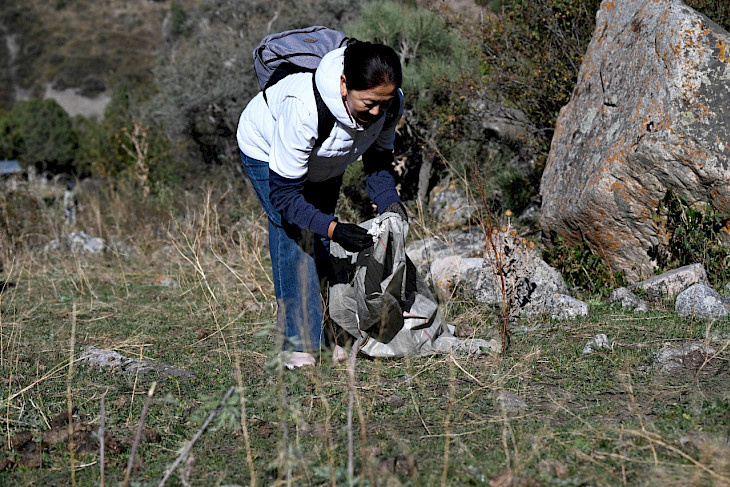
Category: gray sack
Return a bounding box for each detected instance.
[329,213,497,358]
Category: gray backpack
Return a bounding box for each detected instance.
[253,26,352,145]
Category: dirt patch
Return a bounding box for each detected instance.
[0,409,160,472]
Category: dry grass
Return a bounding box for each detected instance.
[1,174,730,486]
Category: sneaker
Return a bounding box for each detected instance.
[281,351,316,369]
[333,345,348,364]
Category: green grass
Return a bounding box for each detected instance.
[1,186,729,486]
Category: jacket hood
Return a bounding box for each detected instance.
[315,47,361,131]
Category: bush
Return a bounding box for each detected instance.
[346,1,476,121]
[543,235,627,298]
[75,82,176,193]
[651,189,730,288]
[144,0,362,168]
[345,1,485,207]
[0,98,79,174]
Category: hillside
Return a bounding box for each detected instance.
[0,0,196,111]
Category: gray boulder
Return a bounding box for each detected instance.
[428,179,476,228]
[44,231,105,256]
[540,0,730,280]
[609,287,648,312]
[406,227,485,272]
[430,256,484,299]
[675,283,730,321]
[474,231,570,319]
[631,264,708,304]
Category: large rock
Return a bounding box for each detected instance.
[540,0,730,281]
[631,263,708,304]
[428,179,477,228]
[406,227,485,272]
[44,231,105,256]
[675,283,730,320]
[474,231,570,319]
[430,256,484,299]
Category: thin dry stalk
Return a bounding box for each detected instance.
[67,303,77,487]
[120,122,151,199]
[100,393,106,487]
[473,168,509,354]
[2,354,88,408]
[168,210,231,360]
[158,385,235,487]
[441,353,456,486]
[499,405,511,472]
[126,345,144,427]
[346,342,359,486]
[276,350,290,486]
[233,354,257,487]
[623,428,730,484]
[124,381,157,487]
[409,389,432,435]
[620,370,658,465]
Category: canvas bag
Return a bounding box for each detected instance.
[328,213,461,358]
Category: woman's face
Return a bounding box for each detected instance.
[340,75,397,126]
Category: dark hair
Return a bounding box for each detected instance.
[343,41,402,91]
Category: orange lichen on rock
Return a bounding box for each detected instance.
[717,41,730,62]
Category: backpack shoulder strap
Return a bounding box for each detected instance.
[312,76,335,147]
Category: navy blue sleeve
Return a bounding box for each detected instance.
[362,148,401,213]
[268,169,334,237]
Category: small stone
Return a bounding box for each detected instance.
[155,275,179,288]
[495,390,527,413]
[654,341,717,373]
[386,395,406,409]
[581,334,611,355]
[609,287,648,312]
[545,294,589,320]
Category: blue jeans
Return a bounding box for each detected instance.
[240,151,341,353]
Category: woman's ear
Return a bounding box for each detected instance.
[340,74,348,98]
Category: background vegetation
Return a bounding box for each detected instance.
[1,1,730,483]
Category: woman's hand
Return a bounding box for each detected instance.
[331,222,373,252]
[384,202,408,222]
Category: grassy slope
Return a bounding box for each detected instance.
[1,182,729,486]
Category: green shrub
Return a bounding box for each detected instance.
[0,98,78,174]
[543,235,627,298]
[346,0,476,122]
[481,0,600,151]
[77,82,174,186]
[651,189,730,288]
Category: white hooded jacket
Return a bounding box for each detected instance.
[236,46,404,183]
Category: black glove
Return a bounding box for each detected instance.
[331,222,373,252]
[384,201,408,222]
